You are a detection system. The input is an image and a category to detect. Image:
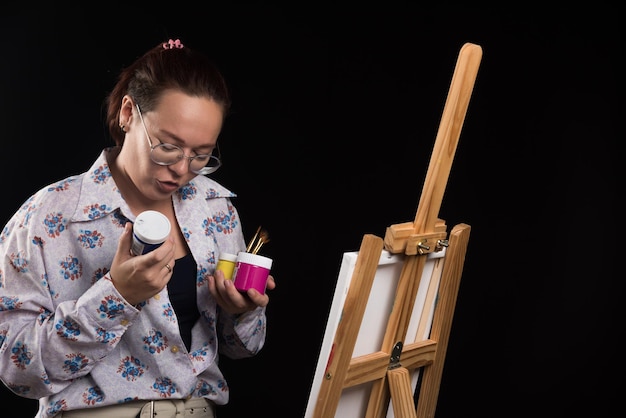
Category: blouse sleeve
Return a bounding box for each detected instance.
[0,205,140,399]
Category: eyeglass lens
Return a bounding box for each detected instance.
[151,143,219,173]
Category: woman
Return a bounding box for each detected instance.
[0,38,275,418]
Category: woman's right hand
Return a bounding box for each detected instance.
[109,222,176,305]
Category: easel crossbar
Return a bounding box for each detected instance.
[344,340,437,388]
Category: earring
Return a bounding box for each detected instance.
[120,124,126,133]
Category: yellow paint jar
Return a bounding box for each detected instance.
[216,252,238,280]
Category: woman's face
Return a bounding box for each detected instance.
[120,90,224,203]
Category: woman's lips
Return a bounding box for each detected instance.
[157,180,179,193]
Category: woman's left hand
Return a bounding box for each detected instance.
[208,270,276,314]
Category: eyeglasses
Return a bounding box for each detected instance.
[135,104,221,175]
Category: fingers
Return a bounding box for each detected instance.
[111,225,175,303]
[245,288,270,308]
[208,270,234,309]
[150,236,175,278]
[110,223,134,289]
[118,222,134,260]
[213,269,239,299]
[265,275,276,291]
[209,270,269,314]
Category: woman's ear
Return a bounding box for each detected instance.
[119,95,135,129]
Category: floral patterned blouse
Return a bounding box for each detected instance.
[0,148,267,418]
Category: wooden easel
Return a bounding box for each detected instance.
[309,43,482,418]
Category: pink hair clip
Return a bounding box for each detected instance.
[163,39,184,49]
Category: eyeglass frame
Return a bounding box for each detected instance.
[135,103,222,175]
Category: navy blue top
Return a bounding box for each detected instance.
[168,253,200,350]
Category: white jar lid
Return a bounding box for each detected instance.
[134,210,171,244]
[219,252,238,262]
[236,251,273,269]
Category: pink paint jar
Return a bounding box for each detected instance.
[232,251,273,294]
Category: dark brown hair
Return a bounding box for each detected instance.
[105,40,231,146]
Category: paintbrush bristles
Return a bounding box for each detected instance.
[246,226,262,252]
[246,226,269,255]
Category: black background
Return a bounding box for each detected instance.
[1,5,622,418]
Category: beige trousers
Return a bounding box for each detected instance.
[57,397,215,418]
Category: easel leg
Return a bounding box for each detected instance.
[388,367,418,418]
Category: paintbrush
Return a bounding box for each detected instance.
[246,226,270,254]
